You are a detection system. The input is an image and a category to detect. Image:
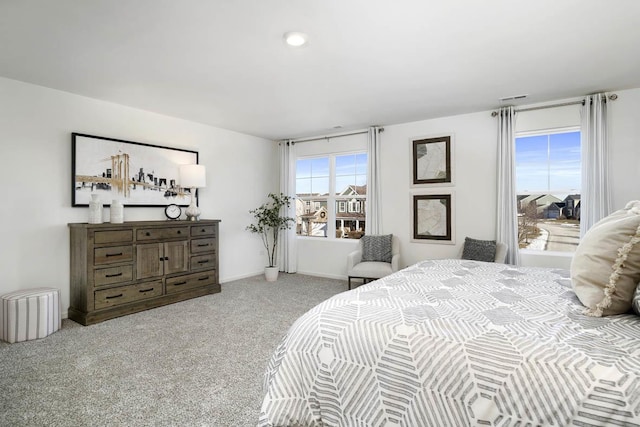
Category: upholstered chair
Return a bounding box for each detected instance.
[347,234,400,289]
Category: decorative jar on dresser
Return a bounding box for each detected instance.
[68,219,221,325]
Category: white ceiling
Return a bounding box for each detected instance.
[1,0,639,140]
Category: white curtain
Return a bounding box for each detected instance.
[366,126,382,235]
[278,140,297,273]
[496,106,521,265]
[580,93,611,236]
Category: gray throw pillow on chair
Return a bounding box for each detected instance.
[462,237,496,262]
[361,234,393,263]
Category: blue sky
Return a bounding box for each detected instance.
[515,131,581,194]
[296,154,367,195]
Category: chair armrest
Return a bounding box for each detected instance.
[391,253,400,272]
[347,250,363,273]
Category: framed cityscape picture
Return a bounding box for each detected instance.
[412,135,451,185]
[72,133,198,207]
[412,193,453,242]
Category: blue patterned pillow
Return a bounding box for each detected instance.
[462,237,497,262]
[361,234,393,263]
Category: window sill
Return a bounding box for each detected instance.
[519,249,574,258]
[296,236,361,243]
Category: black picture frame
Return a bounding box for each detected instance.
[412,136,451,185]
[413,194,452,241]
[72,133,198,207]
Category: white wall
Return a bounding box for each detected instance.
[297,111,498,275]
[297,87,640,276]
[609,88,640,208]
[382,111,498,267]
[0,77,278,317]
[3,76,638,301]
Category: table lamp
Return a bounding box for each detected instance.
[179,164,206,221]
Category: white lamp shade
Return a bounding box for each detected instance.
[179,164,206,188]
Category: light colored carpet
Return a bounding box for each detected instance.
[0,273,347,426]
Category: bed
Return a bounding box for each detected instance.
[258,259,640,426]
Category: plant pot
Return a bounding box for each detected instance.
[264,267,279,282]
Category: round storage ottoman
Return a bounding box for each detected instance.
[1,287,61,343]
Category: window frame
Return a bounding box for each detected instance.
[515,126,581,255]
[296,151,367,240]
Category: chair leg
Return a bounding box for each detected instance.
[348,276,351,290]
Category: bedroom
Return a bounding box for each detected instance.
[1,1,640,426]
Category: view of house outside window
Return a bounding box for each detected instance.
[296,153,367,239]
[515,128,581,252]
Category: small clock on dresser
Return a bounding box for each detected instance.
[165,204,182,220]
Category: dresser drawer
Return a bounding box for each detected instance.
[94,230,133,244]
[166,271,216,294]
[94,245,133,265]
[94,265,133,286]
[191,225,216,237]
[94,281,163,310]
[137,227,189,241]
[190,238,216,254]
[190,253,216,271]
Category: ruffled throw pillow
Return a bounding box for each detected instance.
[571,201,640,316]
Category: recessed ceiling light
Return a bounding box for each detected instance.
[283,31,308,47]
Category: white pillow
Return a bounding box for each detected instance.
[571,201,640,316]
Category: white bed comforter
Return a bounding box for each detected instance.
[259,259,640,426]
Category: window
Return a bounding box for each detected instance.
[515,128,581,252]
[296,153,367,239]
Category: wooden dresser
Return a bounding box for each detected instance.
[68,220,221,325]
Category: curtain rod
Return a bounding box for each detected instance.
[490,93,618,117]
[285,127,384,144]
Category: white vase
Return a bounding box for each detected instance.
[88,194,103,224]
[264,267,279,282]
[110,199,124,223]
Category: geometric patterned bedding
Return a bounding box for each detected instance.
[258,259,640,426]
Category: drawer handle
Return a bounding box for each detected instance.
[106,252,123,257]
[197,243,209,247]
[177,230,182,234]
[145,232,151,236]
[105,293,123,299]
[197,260,209,264]
[173,281,187,286]
[105,272,123,278]
[198,276,209,281]
[139,288,154,293]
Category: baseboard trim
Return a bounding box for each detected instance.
[295,270,347,281]
[220,271,265,284]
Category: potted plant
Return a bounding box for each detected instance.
[246,193,295,281]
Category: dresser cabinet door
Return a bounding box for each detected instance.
[164,241,189,275]
[136,243,164,279]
